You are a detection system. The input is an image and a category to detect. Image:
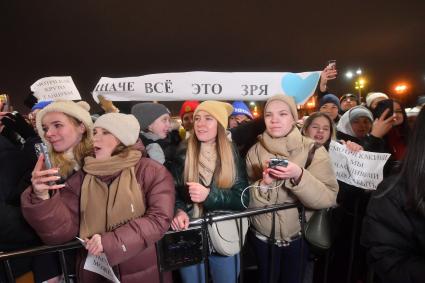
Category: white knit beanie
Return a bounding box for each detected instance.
[366,92,389,108]
[36,100,93,146]
[94,113,140,146]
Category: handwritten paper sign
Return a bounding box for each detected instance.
[92,71,321,104]
[84,253,120,283]
[328,141,391,190]
[31,76,82,101]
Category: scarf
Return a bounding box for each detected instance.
[79,150,145,239]
[199,142,217,186]
[141,131,161,141]
[192,142,217,218]
[259,126,301,158]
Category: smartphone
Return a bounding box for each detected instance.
[373,99,394,119]
[35,143,53,169]
[0,94,9,112]
[268,158,289,168]
[34,143,57,186]
[327,60,336,70]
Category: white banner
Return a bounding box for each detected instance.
[31,76,82,101]
[91,71,321,104]
[84,253,120,283]
[328,141,391,190]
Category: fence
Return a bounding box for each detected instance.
[0,203,301,283]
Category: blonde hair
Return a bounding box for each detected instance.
[184,125,236,188]
[49,114,93,178]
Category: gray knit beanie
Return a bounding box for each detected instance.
[131,102,171,131]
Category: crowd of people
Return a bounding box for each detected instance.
[1,70,425,283]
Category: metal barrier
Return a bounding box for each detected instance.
[0,203,299,283]
[0,241,82,283]
[156,203,300,283]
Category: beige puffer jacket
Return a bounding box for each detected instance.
[246,127,338,242]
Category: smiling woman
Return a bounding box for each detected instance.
[302,112,336,150]
[170,100,249,283]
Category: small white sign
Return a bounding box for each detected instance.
[83,253,120,283]
[329,140,391,190]
[31,76,82,101]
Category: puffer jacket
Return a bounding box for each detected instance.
[21,149,175,283]
[361,175,425,283]
[246,127,338,241]
[170,141,249,215]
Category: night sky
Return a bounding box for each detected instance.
[1,0,424,113]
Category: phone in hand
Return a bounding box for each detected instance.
[34,143,57,186]
[373,99,394,119]
[268,158,289,168]
[327,60,336,70]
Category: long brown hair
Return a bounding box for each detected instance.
[50,114,93,178]
[184,124,236,188]
[301,112,336,150]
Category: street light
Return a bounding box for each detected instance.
[346,68,366,103]
[345,71,353,79]
[394,84,407,94]
[355,77,366,103]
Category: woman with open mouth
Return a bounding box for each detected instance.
[22,112,175,283]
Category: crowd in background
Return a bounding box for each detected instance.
[1,67,425,283]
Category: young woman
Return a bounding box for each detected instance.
[170,101,249,283]
[21,100,94,282]
[22,113,175,283]
[302,112,362,151]
[302,112,335,150]
[336,105,392,153]
[131,102,180,167]
[383,100,410,170]
[245,94,338,283]
[331,105,393,282]
[301,112,362,282]
[35,100,94,179]
[361,107,425,283]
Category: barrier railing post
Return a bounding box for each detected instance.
[202,215,210,283]
[3,260,15,283]
[58,250,70,283]
[238,217,244,283]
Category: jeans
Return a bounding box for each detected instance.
[179,253,240,283]
[249,231,309,283]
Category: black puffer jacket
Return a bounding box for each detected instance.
[361,175,425,283]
